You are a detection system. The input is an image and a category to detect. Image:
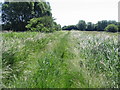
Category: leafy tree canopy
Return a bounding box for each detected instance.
[2,1,52,31]
[26,16,61,32]
[105,24,118,32]
[77,20,86,31]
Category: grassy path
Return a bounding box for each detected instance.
[2,31,71,88]
[2,31,119,88]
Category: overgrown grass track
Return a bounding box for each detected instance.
[2,31,119,88]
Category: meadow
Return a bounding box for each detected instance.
[2,31,119,88]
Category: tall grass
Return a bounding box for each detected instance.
[2,31,119,88]
[71,31,119,88]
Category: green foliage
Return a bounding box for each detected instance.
[53,22,61,31]
[26,16,61,32]
[2,1,52,31]
[74,20,118,31]
[74,31,118,87]
[105,24,118,32]
[97,20,117,31]
[97,20,108,31]
[2,31,73,88]
[107,20,117,25]
[77,20,86,31]
[117,22,120,32]
[2,31,118,88]
[62,25,78,30]
[26,16,53,32]
[86,22,94,31]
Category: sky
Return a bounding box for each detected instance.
[47,0,119,26]
[0,0,119,26]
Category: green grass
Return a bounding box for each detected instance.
[2,31,119,88]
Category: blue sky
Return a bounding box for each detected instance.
[47,0,119,26]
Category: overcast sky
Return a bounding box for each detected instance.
[0,0,119,26]
[47,0,119,26]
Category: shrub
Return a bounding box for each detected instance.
[26,16,61,32]
[105,24,118,32]
[62,25,78,30]
[26,16,54,32]
[53,22,61,31]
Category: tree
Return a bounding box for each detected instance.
[26,16,61,32]
[117,22,120,32]
[77,20,86,31]
[105,24,118,32]
[97,20,107,31]
[107,20,117,25]
[97,20,117,31]
[2,1,52,31]
[26,16,53,32]
[62,25,78,30]
[86,22,94,31]
[101,20,108,30]
[93,24,98,31]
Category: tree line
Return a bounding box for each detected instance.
[2,1,61,32]
[62,20,120,32]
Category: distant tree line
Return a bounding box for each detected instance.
[62,25,79,30]
[2,1,61,32]
[62,20,119,32]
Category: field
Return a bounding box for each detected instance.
[2,31,119,88]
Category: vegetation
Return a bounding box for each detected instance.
[2,31,118,88]
[86,22,94,31]
[105,24,118,32]
[1,1,118,32]
[26,16,58,32]
[2,1,60,32]
[76,20,86,31]
[118,22,120,32]
[1,0,119,88]
[63,20,118,32]
[62,25,78,30]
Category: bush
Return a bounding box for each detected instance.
[53,22,61,31]
[26,16,54,32]
[105,24,118,32]
[26,16,61,32]
[62,25,78,30]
